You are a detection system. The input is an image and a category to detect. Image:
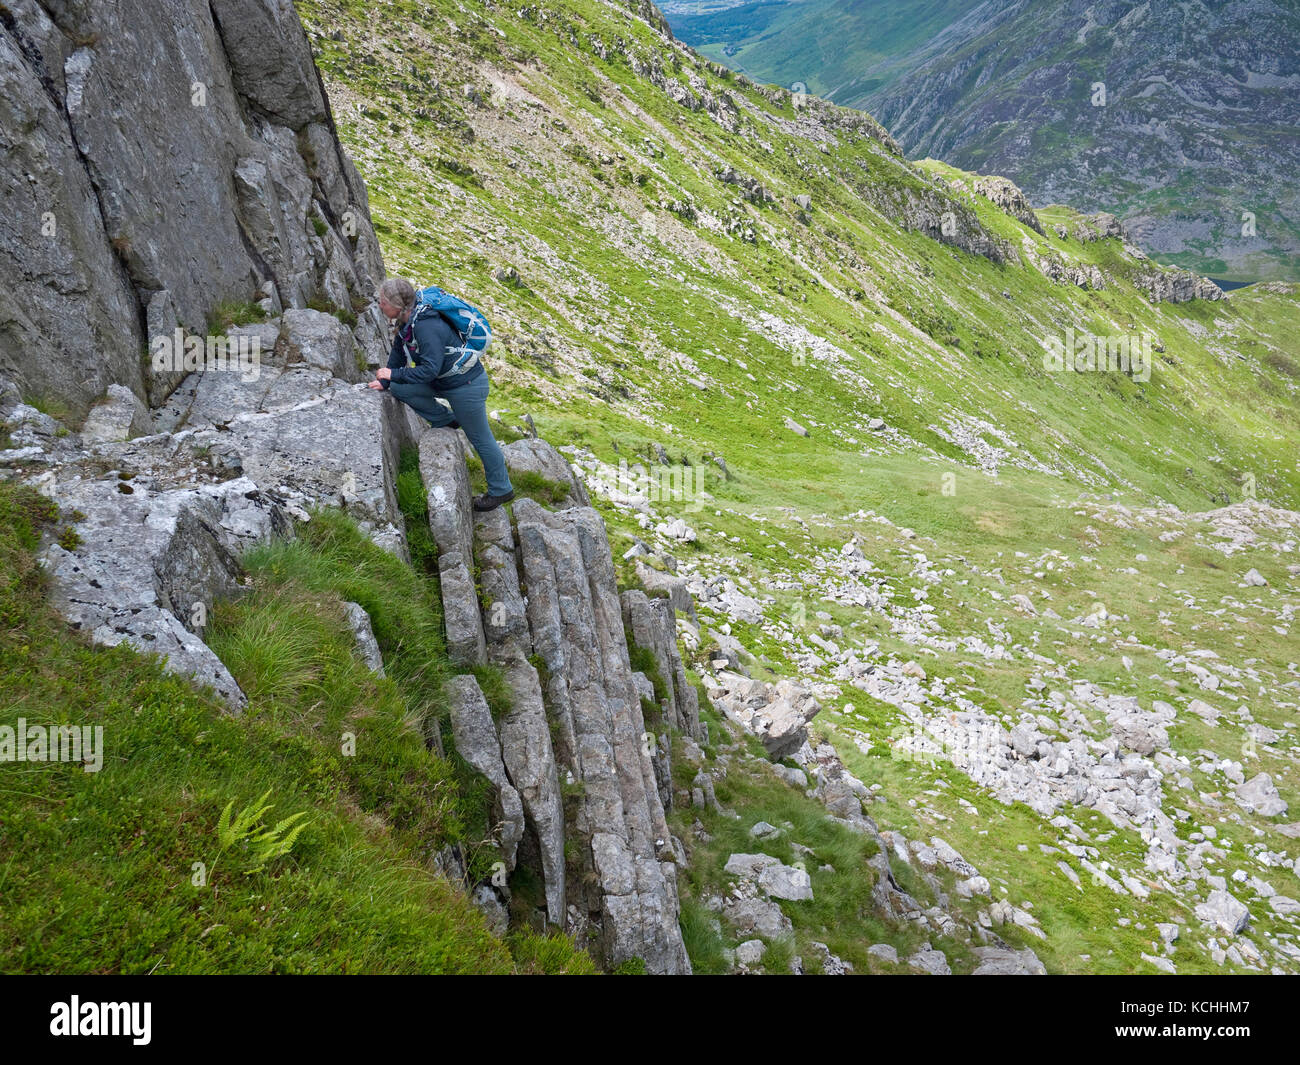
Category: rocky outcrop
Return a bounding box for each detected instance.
[717,165,774,206]
[412,430,691,972]
[860,176,1016,265]
[1023,242,1105,289]
[0,0,384,421]
[2,304,418,708]
[1075,213,1126,242]
[975,176,1043,234]
[708,672,823,758]
[1135,268,1225,304]
[510,495,690,973]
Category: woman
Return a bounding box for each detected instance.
[371,277,515,511]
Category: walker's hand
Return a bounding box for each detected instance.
[375,367,392,381]
[367,380,385,390]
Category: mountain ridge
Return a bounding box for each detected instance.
[666,0,1300,282]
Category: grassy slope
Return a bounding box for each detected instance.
[0,482,594,974]
[298,0,1300,973]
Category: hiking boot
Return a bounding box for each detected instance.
[473,489,515,512]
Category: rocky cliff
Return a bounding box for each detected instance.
[1,0,386,419]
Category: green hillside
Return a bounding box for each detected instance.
[279,0,1300,973]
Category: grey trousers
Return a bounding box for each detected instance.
[388,374,514,497]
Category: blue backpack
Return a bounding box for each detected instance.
[407,284,492,378]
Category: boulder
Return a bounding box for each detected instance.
[445,674,525,871]
[471,884,509,937]
[1195,889,1250,935]
[1235,773,1288,817]
[758,862,814,901]
[724,895,792,939]
[868,943,898,964]
[710,673,822,759]
[908,949,952,975]
[1109,712,1169,756]
[80,385,153,443]
[972,947,1048,975]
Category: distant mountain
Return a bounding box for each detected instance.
[665,0,1300,281]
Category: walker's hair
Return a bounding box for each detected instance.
[377,277,416,312]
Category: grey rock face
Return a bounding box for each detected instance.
[1135,268,1225,304]
[511,497,690,973]
[0,14,144,421]
[209,0,328,131]
[445,674,525,871]
[1023,243,1105,289]
[0,0,385,421]
[621,589,702,739]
